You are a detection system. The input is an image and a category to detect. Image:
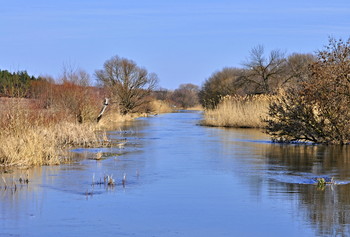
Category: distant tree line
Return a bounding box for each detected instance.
[200,37,350,144]
[152,83,200,109]
[0,70,39,97]
[199,46,315,109]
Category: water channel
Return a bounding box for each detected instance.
[1,111,350,236]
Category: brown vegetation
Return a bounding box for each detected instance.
[201,95,274,128]
[149,100,174,114]
[170,83,200,109]
[95,55,158,115]
[199,68,244,109]
[0,98,114,167]
[0,56,172,167]
[265,38,350,144]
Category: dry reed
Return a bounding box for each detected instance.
[201,95,275,128]
[0,99,115,167]
[150,100,174,114]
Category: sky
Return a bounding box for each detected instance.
[1,0,350,89]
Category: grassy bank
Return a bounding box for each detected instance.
[201,95,274,128]
[0,98,137,167]
[150,100,174,114]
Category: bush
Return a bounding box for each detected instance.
[265,38,350,144]
[30,77,104,123]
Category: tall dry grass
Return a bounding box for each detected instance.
[201,95,275,128]
[149,100,174,114]
[0,99,110,167]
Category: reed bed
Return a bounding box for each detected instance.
[201,95,275,128]
[150,100,174,114]
[0,99,127,167]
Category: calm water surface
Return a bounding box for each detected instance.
[1,111,350,236]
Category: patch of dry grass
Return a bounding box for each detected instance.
[149,100,174,114]
[0,99,111,167]
[201,95,275,128]
[0,97,175,167]
[185,105,203,111]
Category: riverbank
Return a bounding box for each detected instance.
[200,95,274,128]
[0,97,161,168]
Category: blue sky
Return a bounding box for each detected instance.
[1,0,350,89]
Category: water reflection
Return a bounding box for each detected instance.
[264,145,350,236]
[214,127,350,236]
[2,112,350,236]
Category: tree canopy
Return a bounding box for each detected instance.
[95,55,158,114]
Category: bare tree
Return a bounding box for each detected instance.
[95,55,158,114]
[171,83,199,109]
[242,45,286,94]
[61,63,91,86]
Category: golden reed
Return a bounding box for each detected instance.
[201,95,275,128]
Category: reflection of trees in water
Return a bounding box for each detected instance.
[264,145,350,236]
[297,184,350,236]
[211,127,350,235]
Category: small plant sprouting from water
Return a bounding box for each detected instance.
[317,178,326,189]
[122,173,126,187]
[91,174,120,187]
[0,174,30,193]
[315,177,335,190]
[86,172,132,198]
[105,175,115,186]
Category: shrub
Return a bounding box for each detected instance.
[30,78,104,123]
[265,38,350,144]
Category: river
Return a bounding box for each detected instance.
[1,111,350,236]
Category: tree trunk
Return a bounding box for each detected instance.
[97,98,109,123]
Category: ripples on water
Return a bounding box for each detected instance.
[1,111,350,236]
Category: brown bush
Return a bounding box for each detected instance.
[265,38,350,144]
[30,79,104,123]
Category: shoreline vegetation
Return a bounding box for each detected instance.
[199,38,350,144]
[200,95,274,128]
[0,97,171,168]
[2,37,350,168]
[0,56,182,168]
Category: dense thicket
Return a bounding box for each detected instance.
[265,38,350,144]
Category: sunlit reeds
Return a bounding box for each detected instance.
[150,100,174,114]
[201,94,275,128]
[0,99,113,167]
